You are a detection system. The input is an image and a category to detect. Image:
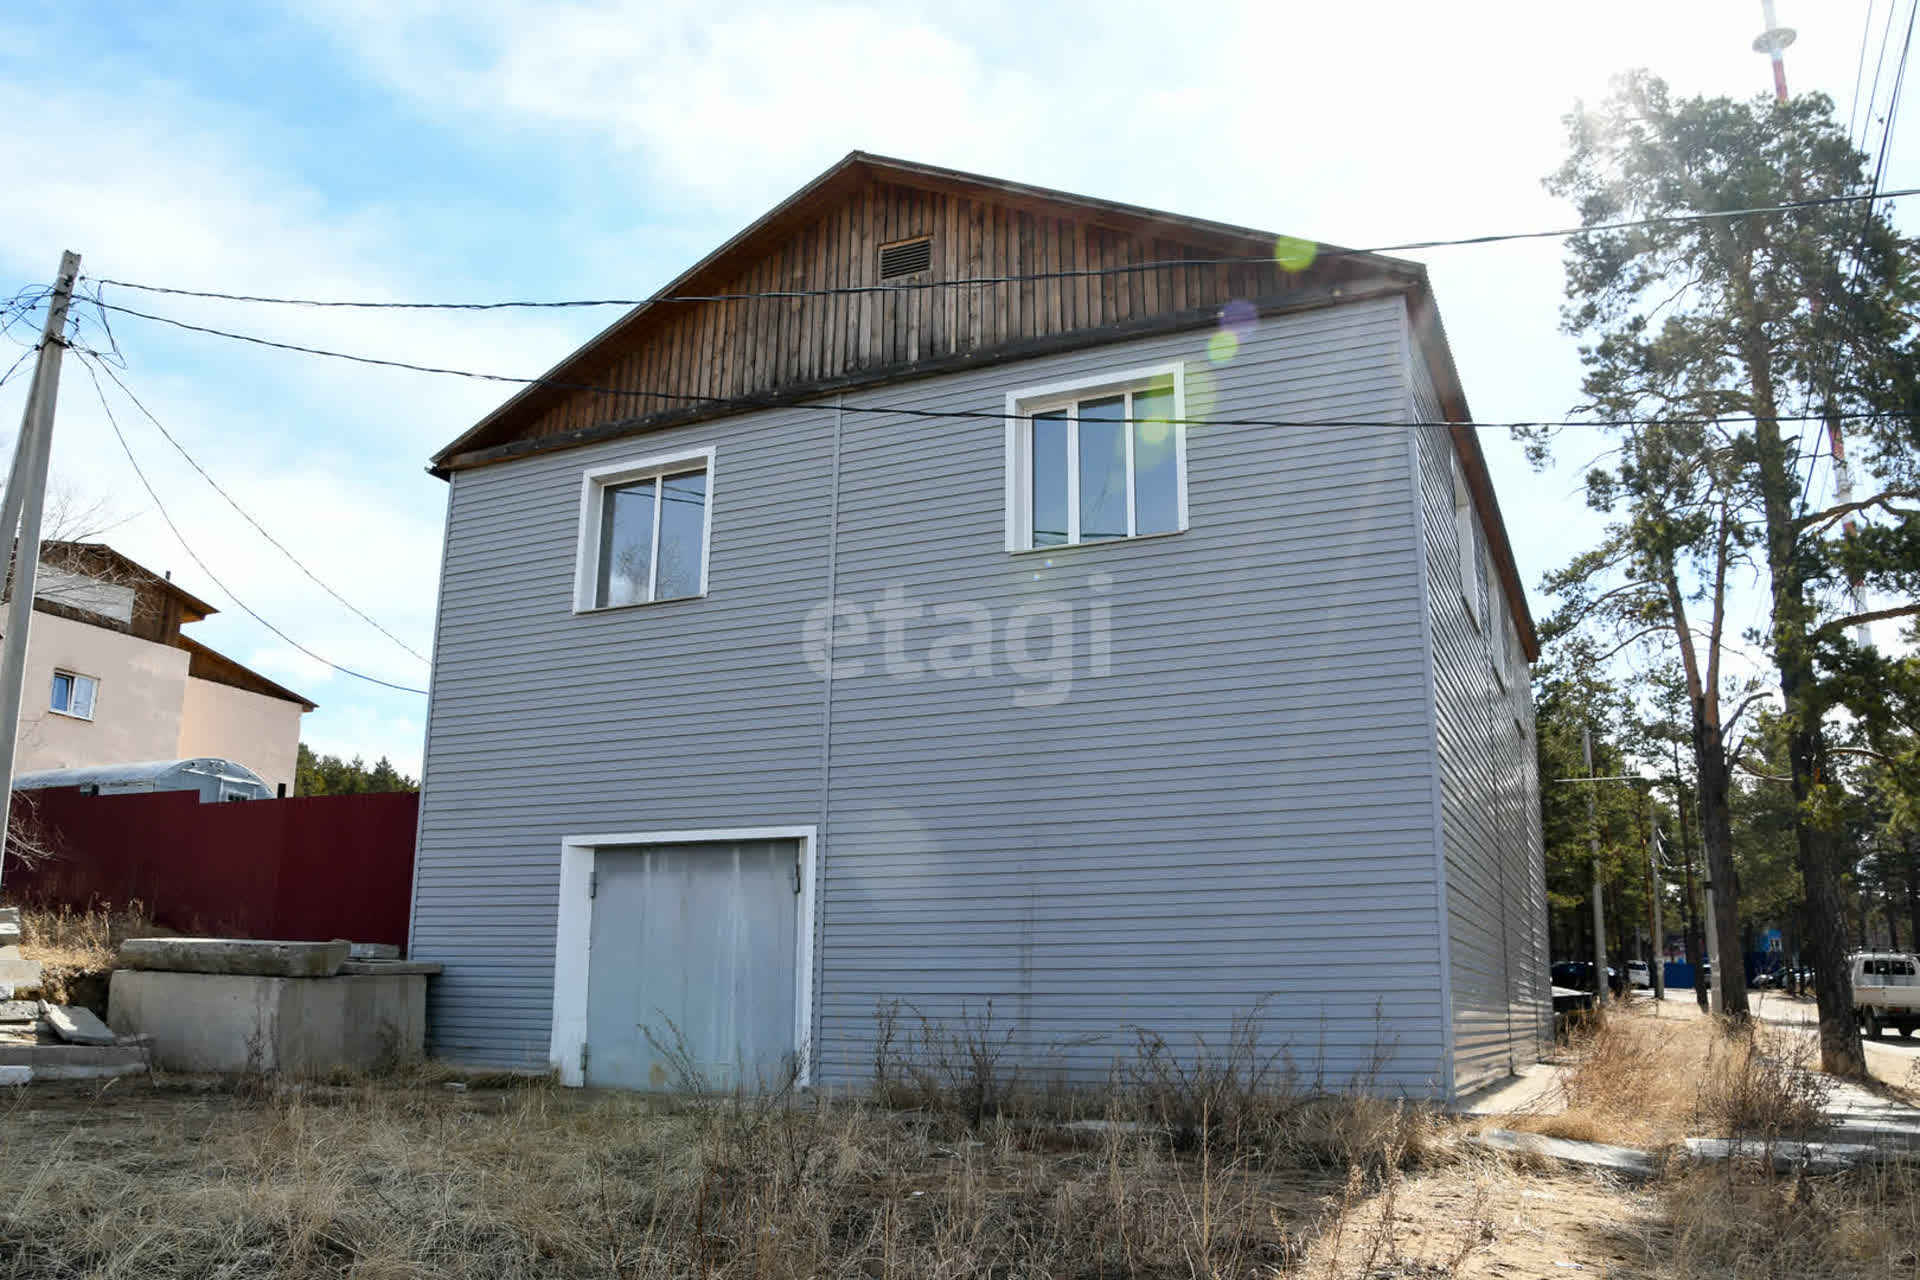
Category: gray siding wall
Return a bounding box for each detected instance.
[1409,362,1550,1095]
[414,295,1451,1092]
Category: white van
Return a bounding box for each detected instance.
[1626,960,1652,989]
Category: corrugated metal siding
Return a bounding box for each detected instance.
[414,296,1450,1091]
[1409,365,1549,1095]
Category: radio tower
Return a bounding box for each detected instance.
[1755,1,1873,649]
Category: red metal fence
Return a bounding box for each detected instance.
[3,787,418,947]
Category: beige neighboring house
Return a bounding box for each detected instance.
[9,542,315,795]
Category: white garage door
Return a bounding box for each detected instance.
[584,839,800,1090]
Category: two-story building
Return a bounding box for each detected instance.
[11,541,314,796]
[410,153,1548,1099]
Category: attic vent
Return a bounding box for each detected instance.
[879,237,932,280]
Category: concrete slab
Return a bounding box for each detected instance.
[40,1002,115,1046]
[117,937,349,978]
[0,1042,147,1080]
[0,953,42,994]
[1452,1063,1570,1117]
[0,1001,36,1023]
[339,959,442,976]
[0,922,19,947]
[1682,1137,1895,1174]
[344,942,401,960]
[0,1065,29,1085]
[1473,1128,1659,1179]
[109,969,426,1074]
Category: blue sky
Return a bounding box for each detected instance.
[0,0,1912,773]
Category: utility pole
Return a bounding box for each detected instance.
[1584,727,1608,1010]
[0,251,81,895]
[1647,806,1666,1001]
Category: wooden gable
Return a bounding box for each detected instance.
[433,152,1447,472]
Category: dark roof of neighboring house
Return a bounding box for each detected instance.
[176,636,319,712]
[31,541,316,710]
[40,541,218,620]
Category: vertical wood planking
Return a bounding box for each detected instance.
[504,179,1381,449]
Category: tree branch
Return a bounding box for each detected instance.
[1593,625,1671,664]
[1735,756,1792,783]
[1795,488,1920,534]
[1720,689,1778,741]
[1814,603,1920,639]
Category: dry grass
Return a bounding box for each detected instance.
[1500,1002,1718,1149]
[1663,1162,1920,1278]
[11,901,163,1009]
[1692,1017,1832,1143]
[0,1069,1499,1280]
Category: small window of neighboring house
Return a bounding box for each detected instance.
[1005,364,1188,551]
[50,670,97,720]
[574,447,714,611]
[1451,460,1481,627]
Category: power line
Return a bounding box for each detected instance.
[76,353,430,697]
[86,185,1920,312]
[87,359,432,666]
[0,347,36,393]
[86,293,1920,436]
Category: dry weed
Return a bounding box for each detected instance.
[10,900,162,1009]
[1665,1161,1920,1278]
[1692,1017,1832,1142]
[1503,1003,1717,1149]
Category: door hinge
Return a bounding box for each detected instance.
[794,863,802,895]
[589,870,598,900]
[580,1043,590,1077]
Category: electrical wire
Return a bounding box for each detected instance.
[85,293,1920,436]
[76,352,430,696]
[85,185,1920,312]
[0,346,37,393]
[87,358,431,666]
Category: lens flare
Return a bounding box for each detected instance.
[1273,235,1316,272]
[1207,329,1239,364]
[1221,298,1257,337]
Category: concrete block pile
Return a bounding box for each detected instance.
[0,906,43,998]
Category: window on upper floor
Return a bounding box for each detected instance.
[573,447,714,611]
[50,670,97,720]
[1004,364,1188,552]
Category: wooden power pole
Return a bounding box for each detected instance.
[0,251,81,896]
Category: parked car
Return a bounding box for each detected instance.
[1550,961,1626,997]
[1626,961,1652,989]
[1852,952,1920,1038]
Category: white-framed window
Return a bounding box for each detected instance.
[50,670,97,720]
[1451,458,1481,627]
[573,446,714,612]
[1004,363,1188,552]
